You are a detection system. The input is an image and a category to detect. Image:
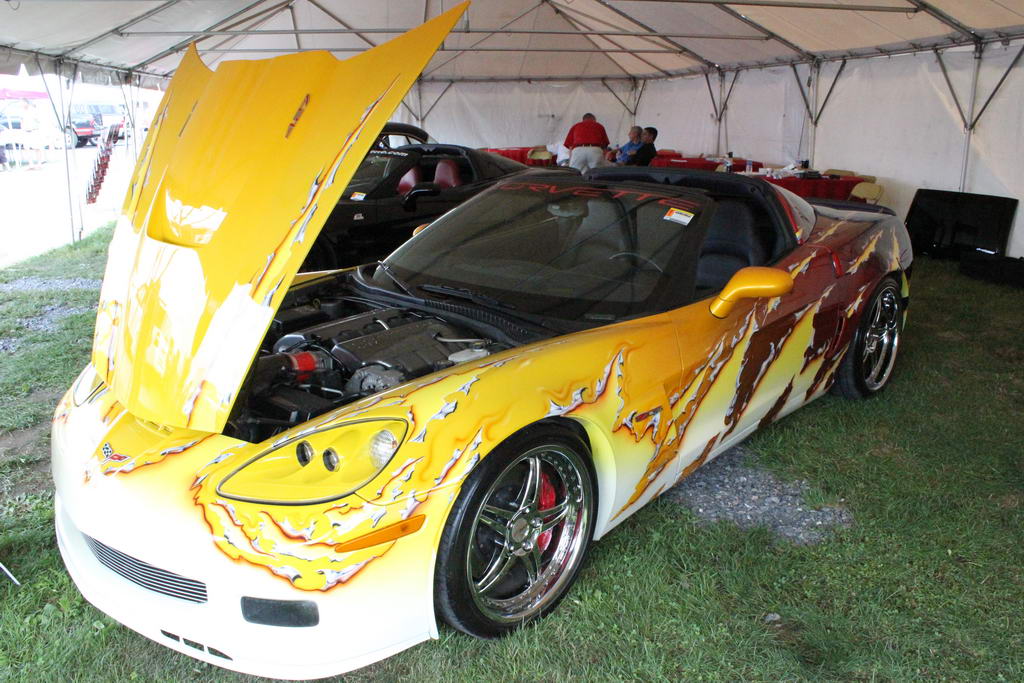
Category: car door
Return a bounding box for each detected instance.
[662,201,839,483]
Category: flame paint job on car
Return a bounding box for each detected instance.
[56,213,906,595]
[89,4,468,435]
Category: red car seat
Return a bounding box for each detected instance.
[434,159,463,189]
[398,165,422,194]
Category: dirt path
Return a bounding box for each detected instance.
[0,390,62,503]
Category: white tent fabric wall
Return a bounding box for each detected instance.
[718,66,809,166]
[635,76,717,156]
[406,80,642,150]
[968,41,1024,259]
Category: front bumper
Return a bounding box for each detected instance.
[54,494,433,679]
[51,389,441,680]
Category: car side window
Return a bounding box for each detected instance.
[694,198,779,295]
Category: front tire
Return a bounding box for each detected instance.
[832,276,904,398]
[434,425,596,638]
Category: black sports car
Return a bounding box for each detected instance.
[302,143,577,269]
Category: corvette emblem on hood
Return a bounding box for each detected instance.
[90,4,468,433]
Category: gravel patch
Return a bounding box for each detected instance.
[0,277,102,294]
[664,445,853,545]
[17,304,95,334]
[0,337,20,353]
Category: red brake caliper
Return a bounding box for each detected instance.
[537,471,557,552]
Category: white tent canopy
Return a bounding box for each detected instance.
[3,0,1024,255]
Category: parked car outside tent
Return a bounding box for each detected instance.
[68,102,127,147]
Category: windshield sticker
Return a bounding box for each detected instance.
[663,208,694,225]
[497,181,700,211]
[351,192,367,201]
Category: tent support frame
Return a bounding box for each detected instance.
[703,71,720,120]
[790,59,845,133]
[708,70,737,154]
[612,0,922,11]
[939,40,1024,191]
[813,59,845,126]
[969,42,1024,130]
[934,47,969,130]
[959,47,982,192]
[289,5,303,51]
[37,57,81,244]
[124,28,775,41]
[601,78,644,116]
[134,0,272,69]
[421,81,454,122]
[547,1,671,77]
[424,2,544,77]
[711,3,814,60]
[591,0,717,70]
[932,40,1024,191]
[905,1,980,42]
[547,2,648,78]
[202,1,296,70]
[306,0,378,48]
[62,0,185,58]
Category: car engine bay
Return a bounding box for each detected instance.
[225,276,512,442]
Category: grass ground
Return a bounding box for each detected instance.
[1,234,1022,681]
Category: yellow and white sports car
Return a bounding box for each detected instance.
[51,4,912,679]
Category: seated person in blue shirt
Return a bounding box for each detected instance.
[610,126,643,165]
[627,127,658,167]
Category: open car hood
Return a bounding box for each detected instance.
[91,4,467,433]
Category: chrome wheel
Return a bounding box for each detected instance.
[860,283,901,391]
[466,444,592,624]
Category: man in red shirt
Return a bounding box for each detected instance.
[563,113,609,174]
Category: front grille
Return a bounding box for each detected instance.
[84,535,208,604]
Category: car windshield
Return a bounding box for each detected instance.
[381,179,710,323]
[343,149,416,196]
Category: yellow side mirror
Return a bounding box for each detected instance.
[709,266,793,318]
[412,223,430,236]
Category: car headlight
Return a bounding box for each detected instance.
[217,419,407,505]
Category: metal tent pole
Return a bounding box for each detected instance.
[808,62,819,168]
[960,46,982,192]
[51,61,79,244]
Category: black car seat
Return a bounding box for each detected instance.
[565,201,630,267]
[398,165,422,194]
[696,199,770,291]
[434,159,463,189]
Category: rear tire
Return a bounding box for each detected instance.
[832,276,903,399]
[434,424,596,638]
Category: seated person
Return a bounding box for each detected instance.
[626,127,658,167]
[608,126,642,164]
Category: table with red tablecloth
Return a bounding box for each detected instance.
[483,147,530,163]
[650,157,763,172]
[483,147,555,166]
[765,175,863,200]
